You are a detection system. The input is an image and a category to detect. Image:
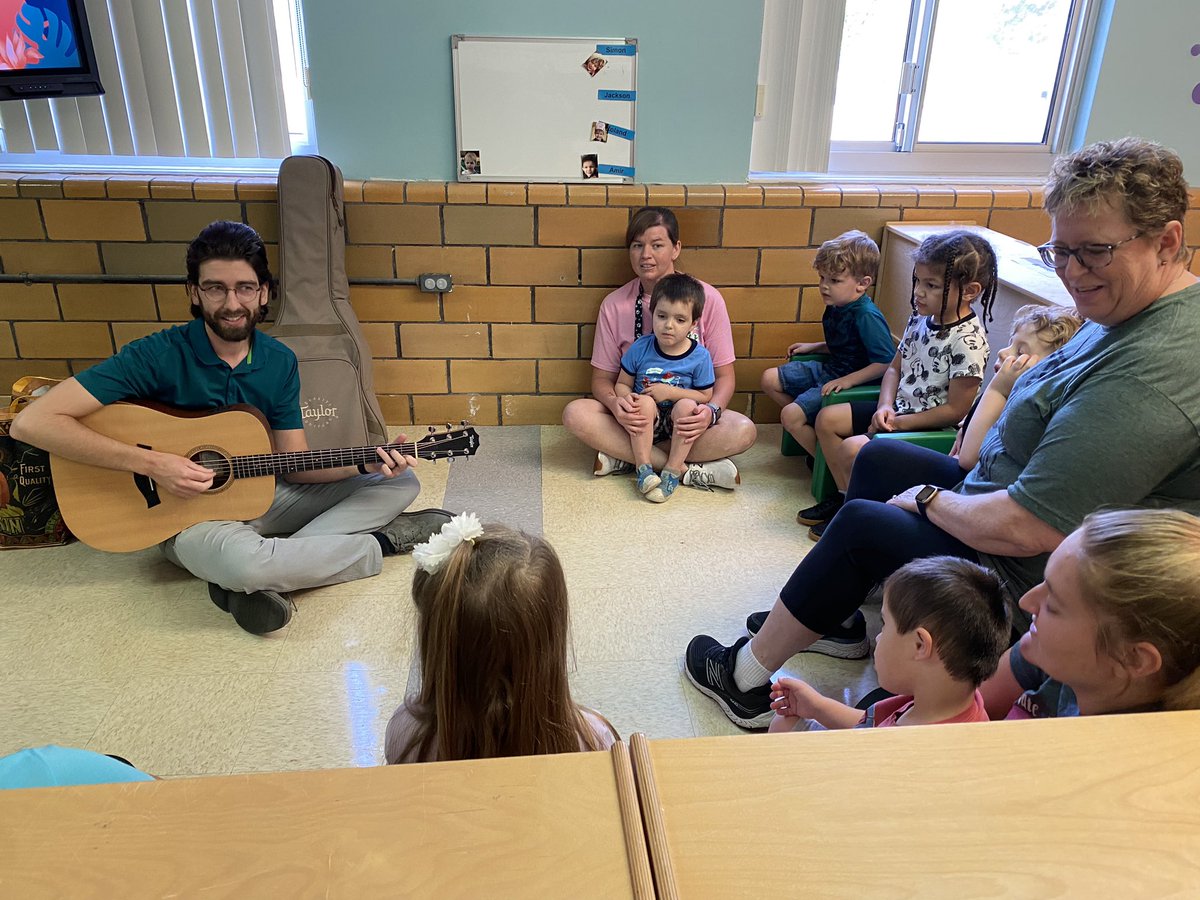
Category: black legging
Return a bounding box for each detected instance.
[780,439,979,634]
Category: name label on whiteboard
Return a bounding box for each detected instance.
[606,124,634,140]
[598,89,636,102]
[596,44,636,56]
[599,164,635,178]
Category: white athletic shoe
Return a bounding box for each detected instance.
[593,451,634,477]
[682,458,741,491]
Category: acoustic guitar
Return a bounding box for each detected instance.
[49,403,479,553]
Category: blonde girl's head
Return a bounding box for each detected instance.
[996,304,1085,372]
[1075,509,1200,711]
[911,230,999,331]
[1009,304,1084,354]
[404,523,604,762]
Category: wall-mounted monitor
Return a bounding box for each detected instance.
[0,1,103,101]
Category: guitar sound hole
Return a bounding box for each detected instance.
[191,449,232,490]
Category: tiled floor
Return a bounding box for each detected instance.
[0,424,881,776]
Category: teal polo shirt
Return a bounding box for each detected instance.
[76,319,303,431]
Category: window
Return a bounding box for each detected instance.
[0,0,312,172]
[752,0,1102,178]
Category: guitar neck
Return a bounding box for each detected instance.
[231,443,422,479]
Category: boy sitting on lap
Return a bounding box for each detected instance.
[615,274,716,504]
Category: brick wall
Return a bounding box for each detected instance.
[1,174,1198,424]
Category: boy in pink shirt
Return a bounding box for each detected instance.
[769,556,1010,731]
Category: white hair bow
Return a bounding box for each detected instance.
[412,512,485,574]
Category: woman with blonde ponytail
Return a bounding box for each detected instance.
[982,508,1200,718]
[384,514,617,764]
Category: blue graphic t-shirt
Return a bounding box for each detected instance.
[620,335,715,412]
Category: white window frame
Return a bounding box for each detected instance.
[751,0,1105,181]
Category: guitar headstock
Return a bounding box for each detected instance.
[415,425,480,460]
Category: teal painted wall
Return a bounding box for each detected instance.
[301,0,765,183]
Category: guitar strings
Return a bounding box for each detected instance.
[192,434,472,476]
[194,443,420,474]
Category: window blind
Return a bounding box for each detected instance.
[750,0,848,174]
[0,0,290,159]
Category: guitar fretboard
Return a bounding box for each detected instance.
[207,442,430,479]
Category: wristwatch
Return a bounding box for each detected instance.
[705,402,722,424]
[915,484,941,520]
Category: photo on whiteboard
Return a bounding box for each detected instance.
[590,121,609,143]
[460,150,481,175]
[581,154,599,179]
[582,53,607,77]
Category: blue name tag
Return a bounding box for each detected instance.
[598,164,634,178]
[606,124,634,140]
[596,44,636,56]
[598,89,636,101]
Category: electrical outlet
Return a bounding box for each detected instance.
[418,273,453,293]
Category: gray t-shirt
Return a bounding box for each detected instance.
[962,282,1200,623]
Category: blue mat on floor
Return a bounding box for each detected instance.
[440,425,543,536]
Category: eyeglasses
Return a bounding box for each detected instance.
[1036,233,1141,271]
[198,283,262,303]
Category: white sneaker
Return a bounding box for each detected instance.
[682,458,740,491]
[593,451,634,477]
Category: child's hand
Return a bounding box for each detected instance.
[769,677,823,720]
[641,382,675,403]
[990,353,1039,398]
[868,407,897,435]
[820,376,856,396]
[949,428,963,459]
[787,341,816,357]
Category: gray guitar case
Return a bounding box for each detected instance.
[271,155,388,450]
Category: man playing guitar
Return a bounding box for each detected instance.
[12,221,452,635]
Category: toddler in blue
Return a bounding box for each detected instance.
[616,274,715,503]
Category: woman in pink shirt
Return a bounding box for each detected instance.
[562,207,757,489]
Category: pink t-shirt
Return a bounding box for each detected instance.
[866,690,990,727]
[590,277,737,372]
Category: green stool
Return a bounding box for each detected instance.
[810,385,881,502]
[873,429,958,454]
[814,425,959,502]
[779,353,830,457]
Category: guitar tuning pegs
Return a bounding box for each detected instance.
[445,421,452,431]
[428,425,435,433]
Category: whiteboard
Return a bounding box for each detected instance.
[452,35,637,183]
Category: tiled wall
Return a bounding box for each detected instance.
[1,174,1198,424]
